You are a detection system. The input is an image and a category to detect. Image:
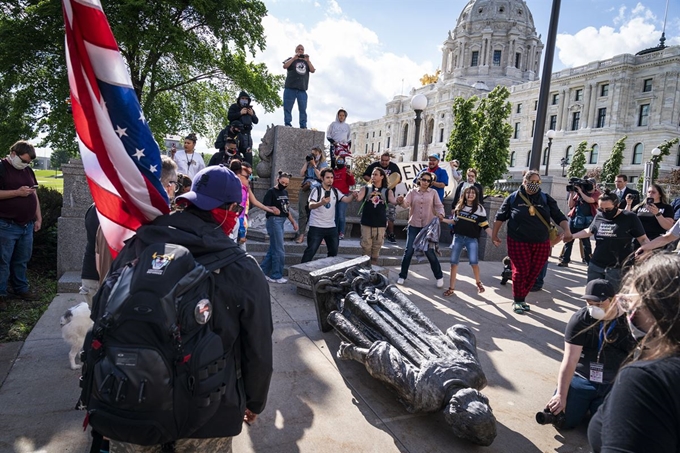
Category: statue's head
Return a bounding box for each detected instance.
[444,388,497,446]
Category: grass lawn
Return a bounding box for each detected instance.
[34,169,64,192]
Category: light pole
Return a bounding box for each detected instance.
[643,147,662,194]
[410,94,427,161]
[544,129,556,176]
[560,157,569,177]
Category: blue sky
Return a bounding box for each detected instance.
[184,1,679,152]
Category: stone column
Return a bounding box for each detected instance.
[561,88,570,130]
[589,83,598,128]
[582,83,592,128]
[57,159,93,289]
[556,88,566,130]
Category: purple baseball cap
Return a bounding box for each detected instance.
[176,165,242,210]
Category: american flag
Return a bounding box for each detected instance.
[62,0,170,255]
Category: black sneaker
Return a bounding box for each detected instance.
[386,234,397,244]
[557,262,569,267]
[529,286,543,292]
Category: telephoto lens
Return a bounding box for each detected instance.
[535,408,566,428]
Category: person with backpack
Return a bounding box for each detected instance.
[356,167,397,265]
[491,170,571,315]
[301,168,354,263]
[82,165,273,453]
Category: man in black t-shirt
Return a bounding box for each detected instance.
[282,44,316,129]
[545,279,636,429]
[363,152,401,243]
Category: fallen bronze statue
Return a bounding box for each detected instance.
[314,266,497,446]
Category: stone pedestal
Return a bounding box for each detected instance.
[57,159,93,285]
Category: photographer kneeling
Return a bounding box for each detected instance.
[559,178,599,267]
[542,279,636,429]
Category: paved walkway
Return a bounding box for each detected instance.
[0,252,592,453]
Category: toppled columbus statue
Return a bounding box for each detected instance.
[316,266,497,446]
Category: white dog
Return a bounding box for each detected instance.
[60,302,93,370]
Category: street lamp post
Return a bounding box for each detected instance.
[544,129,556,176]
[410,94,427,161]
[560,157,569,177]
[643,147,662,194]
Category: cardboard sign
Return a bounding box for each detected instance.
[393,161,458,200]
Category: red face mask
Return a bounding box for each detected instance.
[210,207,239,237]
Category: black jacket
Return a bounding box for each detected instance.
[214,126,253,163]
[227,91,258,132]
[106,209,273,438]
[495,187,567,243]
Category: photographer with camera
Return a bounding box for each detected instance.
[541,279,636,430]
[559,178,600,267]
[214,120,252,164]
[295,146,327,244]
[282,44,315,129]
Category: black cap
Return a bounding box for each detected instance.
[581,279,616,302]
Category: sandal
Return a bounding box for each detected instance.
[520,302,531,312]
[295,234,304,244]
[476,281,485,294]
[512,303,525,314]
[443,288,455,297]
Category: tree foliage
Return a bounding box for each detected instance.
[0,0,283,155]
[473,86,512,187]
[567,141,588,178]
[50,148,72,170]
[651,137,680,182]
[445,96,478,172]
[601,135,627,184]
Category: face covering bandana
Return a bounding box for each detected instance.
[211,207,239,237]
[525,182,540,194]
[10,155,30,170]
[587,305,606,320]
[627,313,647,340]
[601,209,618,220]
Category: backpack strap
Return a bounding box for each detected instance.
[197,244,244,272]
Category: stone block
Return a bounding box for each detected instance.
[57,271,82,293]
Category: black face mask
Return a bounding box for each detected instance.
[600,208,618,220]
[277,183,287,191]
[336,163,345,169]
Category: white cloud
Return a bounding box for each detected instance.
[327,0,342,16]
[247,15,434,148]
[557,4,678,68]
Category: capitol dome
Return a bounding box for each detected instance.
[440,0,543,86]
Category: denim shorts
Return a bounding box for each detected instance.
[450,234,479,265]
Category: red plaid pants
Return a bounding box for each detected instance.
[507,237,551,301]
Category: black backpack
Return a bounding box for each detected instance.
[79,241,243,446]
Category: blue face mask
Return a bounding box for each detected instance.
[239,99,248,107]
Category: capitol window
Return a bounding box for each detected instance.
[600,84,609,97]
[575,89,583,102]
[509,151,516,167]
[632,143,643,165]
[471,51,479,67]
[516,103,522,114]
[590,144,599,164]
[551,93,559,105]
[597,108,607,128]
[638,104,650,127]
[643,79,652,93]
[493,50,502,66]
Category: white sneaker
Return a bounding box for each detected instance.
[397,278,405,285]
[274,278,288,284]
[436,278,444,288]
[265,276,276,283]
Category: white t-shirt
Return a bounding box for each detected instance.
[308,186,338,228]
[174,150,206,179]
[670,218,680,238]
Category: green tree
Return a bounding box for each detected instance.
[651,137,680,182]
[444,96,478,172]
[0,0,283,156]
[567,141,588,178]
[601,135,627,184]
[50,148,72,170]
[473,86,512,188]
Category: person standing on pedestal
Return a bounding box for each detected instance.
[282,44,315,129]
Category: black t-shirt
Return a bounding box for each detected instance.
[634,202,674,240]
[284,57,311,91]
[588,356,680,453]
[363,161,401,188]
[565,307,636,384]
[263,186,290,218]
[588,211,645,268]
[81,204,101,281]
[360,185,388,227]
[454,205,489,239]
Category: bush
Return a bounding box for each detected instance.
[28,187,63,278]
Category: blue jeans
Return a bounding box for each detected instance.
[260,217,286,279]
[0,219,34,296]
[283,88,308,128]
[301,226,339,263]
[335,200,348,235]
[399,225,443,280]
[562,374,611,429]
[449,234,479,265]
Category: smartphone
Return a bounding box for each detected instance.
[32,185,40,188]
[324,190,331,199]
[646,197,654,205]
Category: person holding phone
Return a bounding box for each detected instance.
[300,168,353,263]
[282,44,315,128]
[0,140,42,308]
[631,183,674,242]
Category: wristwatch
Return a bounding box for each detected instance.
[655,212,662,216]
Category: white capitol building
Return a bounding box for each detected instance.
[350,0,680,183]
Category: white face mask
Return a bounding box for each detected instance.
[627,314,647,340]
[587,305,606,320]
[10,154,30,170]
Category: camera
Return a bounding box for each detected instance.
[298,54,308,59]
[535,408,566,428]
[306,154,314,162]
[566,177,593,193]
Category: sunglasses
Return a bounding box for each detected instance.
[421,178,432,183]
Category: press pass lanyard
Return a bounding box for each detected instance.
[596,320,617,363]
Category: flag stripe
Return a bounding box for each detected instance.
[85,42,133,87]
[71,0,118,50]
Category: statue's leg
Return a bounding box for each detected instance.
[337,342,369,363]
[328,310,372,348]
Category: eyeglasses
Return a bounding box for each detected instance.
[19,156,32,164]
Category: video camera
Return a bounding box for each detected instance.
[566,177,593,193]
[535,408,566,428]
